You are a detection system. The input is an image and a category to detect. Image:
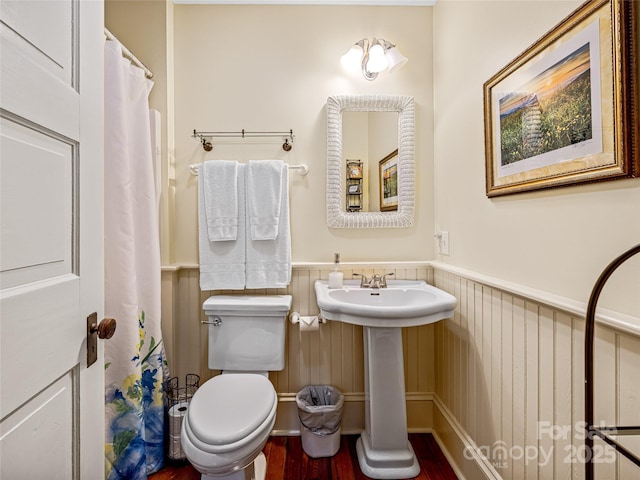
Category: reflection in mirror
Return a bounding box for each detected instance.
[342,112,398,212]
[326,95,414,228]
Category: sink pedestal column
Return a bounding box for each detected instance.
[356,326,420,479]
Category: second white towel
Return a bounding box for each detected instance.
[247,160,285,240]
[246,161,291,289]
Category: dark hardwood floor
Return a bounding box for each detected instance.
[150,433,458,480]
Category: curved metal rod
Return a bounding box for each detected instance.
[104,28,153,79]
[585,243,640,480]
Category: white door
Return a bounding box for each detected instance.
[0,1,105,479]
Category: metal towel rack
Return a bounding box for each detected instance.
[188,162,308,177]
[192,129,295,152]
[585,243,640,479]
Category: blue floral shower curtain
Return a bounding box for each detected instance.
[104,39,165,479]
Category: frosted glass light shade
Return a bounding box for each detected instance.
[385,47,408,72]
[341,38,407,80]
[366,43,388,73]
[341,45,364,71]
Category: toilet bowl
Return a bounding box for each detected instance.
[181,294,292,480]
[181,374,277,479]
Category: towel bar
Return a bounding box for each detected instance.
[189,162,308,177]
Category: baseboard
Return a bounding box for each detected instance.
[431,394,502,480]
[272,392,435,436]
[430,429,468,480]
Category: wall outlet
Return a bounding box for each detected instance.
[439,231,450,255]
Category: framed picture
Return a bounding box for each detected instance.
[379,149,399,211]
[347,162,363,179]
[483,0,638,197]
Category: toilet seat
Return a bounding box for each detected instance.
[184,374,277,454]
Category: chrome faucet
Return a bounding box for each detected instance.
[380,272,394,287]
[352,273,369,288]
[369,274,383,288]
[352,272,394,288]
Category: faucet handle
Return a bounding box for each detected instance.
[381,272,395,287]
[369,274,382,288]
[352,273,368,287]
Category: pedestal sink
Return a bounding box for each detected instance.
[314,279,457,479]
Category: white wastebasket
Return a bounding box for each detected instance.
[296,385,344,458]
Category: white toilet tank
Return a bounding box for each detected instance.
[203,295,292,371]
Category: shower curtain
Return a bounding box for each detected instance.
[104,39,165,479]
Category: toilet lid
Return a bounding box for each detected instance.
[187,374,276,446]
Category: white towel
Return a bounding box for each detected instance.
[247,160,285,240]
[245,163,291,288]
[198,164,246,290]
[202,160,239,241]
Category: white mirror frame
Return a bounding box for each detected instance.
[326,94,415,228]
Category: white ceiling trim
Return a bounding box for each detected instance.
[173,1,436,6]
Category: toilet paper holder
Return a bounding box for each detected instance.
[166,374,200,461]
[289,311,326,326]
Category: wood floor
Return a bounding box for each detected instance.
[150,433,458,480]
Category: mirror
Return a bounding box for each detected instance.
[326,95,415,228]
[342,111,398,212]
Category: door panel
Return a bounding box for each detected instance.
[0,117,75,289]
[0,0,104,478]
[0,277,79,416]
[0,4,79,141]
[0,0,73,83]
[0,372,75,480]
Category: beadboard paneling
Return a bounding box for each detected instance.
[433,269,640,480]
[161,264,436,432]
[161,263,640,478]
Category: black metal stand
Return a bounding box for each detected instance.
[585,243,640,480]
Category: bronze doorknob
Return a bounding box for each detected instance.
[90,317,117,339]
[87,313,117,367]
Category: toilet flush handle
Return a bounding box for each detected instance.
[201,316,222,326]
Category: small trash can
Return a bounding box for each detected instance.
[296,385,344,458]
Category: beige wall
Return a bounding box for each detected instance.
[172,5,435,264]
[432,0,640,318]
[104,1,639,315]
[106,2,640,476]
[105,0,177,265]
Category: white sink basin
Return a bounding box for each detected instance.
[314,279,456,327]
[314,277,457,478]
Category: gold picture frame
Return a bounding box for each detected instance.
[379,149,399,211]
[483,0,638,197]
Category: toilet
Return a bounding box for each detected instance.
[181,294,293,480]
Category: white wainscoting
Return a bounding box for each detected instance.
[160,263,437,435]
[432,266,640,480]
[160,262,640,480]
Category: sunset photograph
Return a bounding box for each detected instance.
[499,42,593,166]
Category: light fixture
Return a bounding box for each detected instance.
[340,38,407,81]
